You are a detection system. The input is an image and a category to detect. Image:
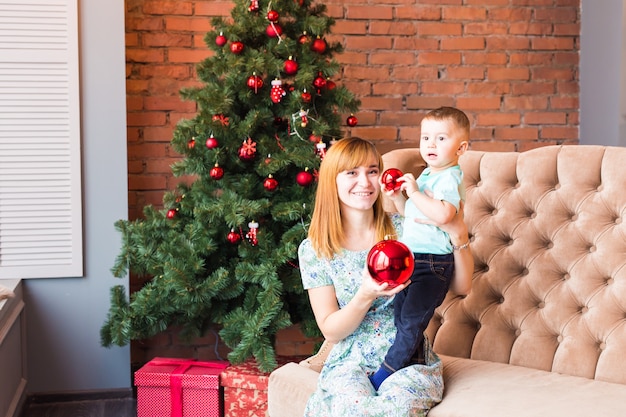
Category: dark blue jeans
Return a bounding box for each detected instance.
[382,252,455,372]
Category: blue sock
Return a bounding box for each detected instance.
[369,367,392,390]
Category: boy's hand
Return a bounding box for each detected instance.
[399,173,418,195]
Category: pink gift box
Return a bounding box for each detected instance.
[220,357,300,417]
[135,357,229,417]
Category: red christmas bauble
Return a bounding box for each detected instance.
[210,165,224,180]
[367,239,414,287]
[166,209,177,219]
[284,58,298,75]
[298,33,309,44]
[263,175,279,191]
[238,139,257,161]
[346,114,358,127]
[381,168,404,191]
[215,33,227,46]
[227,229,241,244]
[187,138,196,149]
[313,75,327,90]
[230,41,244,54]
[311,37,327,54]
[296,169,314,187]
[246,74,263,92]
[301,89,311,102]
[206,135,218,149]
[267,10,279,22]
[326,80,336,90]
[266,23,283,37]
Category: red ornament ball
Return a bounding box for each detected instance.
[215,33,227,47]
[166,209,177,219]
[313,75,327,90]
[187,138,196,149]
[298,33,309,44]
[284,58,298,75]
[227,229,241,244]
[205,135,218,149]
[266,23,283,37]
[246,74,263,92]
[263,175,279,191]
[346,114,358,127]
[210,165,224,180]
[311,37,327,54]
[230,41,244,54]
[301,89,311,102]
[296,169,314,187]
[381,168,404,191]
[367,239,414,287]
[267,10,279,22]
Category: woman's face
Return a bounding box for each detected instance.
[335,159,381,213]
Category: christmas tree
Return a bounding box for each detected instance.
[101,0,360,371]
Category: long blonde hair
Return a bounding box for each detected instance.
[308,137,395,259]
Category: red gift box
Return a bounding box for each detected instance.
[135,357,229,417]
[220,357,299,417]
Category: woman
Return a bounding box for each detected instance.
[298,137,473,416]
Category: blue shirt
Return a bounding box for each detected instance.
[400,165,464,254]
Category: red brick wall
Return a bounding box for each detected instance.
[125,0,580,363]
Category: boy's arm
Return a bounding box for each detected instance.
[399,173,458,225]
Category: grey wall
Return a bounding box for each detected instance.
[23,0,130,392]
[580,0,626,146]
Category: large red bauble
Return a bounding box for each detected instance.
[367,240,414,287]
[296,170,314,186]
[381,168,404,191]
[230,41,244,54]
[311,37,327,53]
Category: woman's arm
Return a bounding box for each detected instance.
[438,203,473,295]
[307,270,407,343]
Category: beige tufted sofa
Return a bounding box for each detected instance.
[268,145,626,417]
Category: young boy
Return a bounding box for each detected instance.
[370,106,470,390]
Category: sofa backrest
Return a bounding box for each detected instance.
[382,145,626,384]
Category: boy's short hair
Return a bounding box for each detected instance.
[423,106,470,141]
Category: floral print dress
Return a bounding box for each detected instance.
[297,216,444,417]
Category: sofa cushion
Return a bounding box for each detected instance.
[430,355,626,417]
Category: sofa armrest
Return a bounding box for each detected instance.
[297,339,335,373]
[268,362,319,417]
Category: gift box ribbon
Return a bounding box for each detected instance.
[150,358,229,417]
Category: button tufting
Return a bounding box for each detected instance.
[537,301,545,309]
[515,329,521,337]
[557,335,563,343]
[588,245,596,253]
[580,306,588,314]
[570,213,578,222]
[606,277,614,286]
[599,342,606,350]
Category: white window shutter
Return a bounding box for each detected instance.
[0,0,83,278]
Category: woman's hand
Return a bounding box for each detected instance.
[359,266,409,300]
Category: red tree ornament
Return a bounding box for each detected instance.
[263,175,279,191]
[347,114,358,127]
[206,134,218,149]
[246,220,259,246]
[230,41,244,54]
[296,168,314,186]
[284,57,298,75]
[248,0,259,12]
[166,209,177,219]
[270,79,286,103]
[238,138,257,161]
[298,32,309,44]
[316,141,327,159]
[311,37,327,54]
[301,89,311,103]
[215,32,227,47]
[246,73,263,93]
[210,164,224,180]
[381,168,404,191]
[313,74,327,91]
[266,23,282,38]
[367,239,414,288]
[187,138,196,149]
[267,10,279,22]
[227,229,241,244]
